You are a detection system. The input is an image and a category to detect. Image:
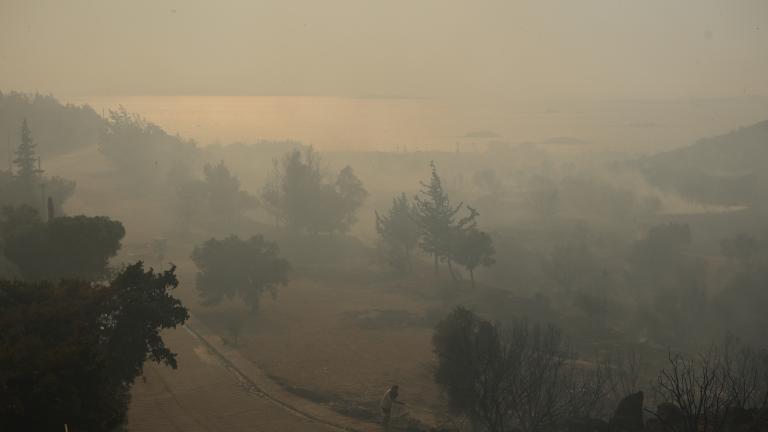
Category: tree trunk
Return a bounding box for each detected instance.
[470,268,475,288]
[447,260,457,281]
[433,253,439,275]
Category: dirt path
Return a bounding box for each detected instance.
[126,315,384,432]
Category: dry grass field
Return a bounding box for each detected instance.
[192,274,453,429]
[126,326,336,432]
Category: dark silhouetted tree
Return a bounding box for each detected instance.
[191,235,290,313]
[453,227,495,287]
[0,262,188,431]
[1,207,125,280]
[433,307,610,432]
[653,337,768,432]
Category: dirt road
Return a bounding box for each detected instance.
[125,325,341,432]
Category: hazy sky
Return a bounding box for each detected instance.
[1,0,766,100]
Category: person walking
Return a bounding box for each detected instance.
[380,384,405,428]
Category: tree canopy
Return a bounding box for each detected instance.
[433,307,608,432]
[262,147,367,234]
[0,262,188,431]
[176,161,258,232]
[1,206,125,280]
[0,92,103,158]
[191,235,291,312]
[452,227,496,287]
[414,161,469,273]
[99,106,197,190]
[414,162,494,281]
[375,192,420,272]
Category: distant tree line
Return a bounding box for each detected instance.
[99,106,198,191]
[0,92,103,158]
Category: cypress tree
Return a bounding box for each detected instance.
[13,119,43,184]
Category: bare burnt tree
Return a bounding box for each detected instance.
[721,336,768,412]
[655,347,730,432]
[561,356,613,421]
[653,337,768,432]
[604,347,644,408]
[434,308,611,432]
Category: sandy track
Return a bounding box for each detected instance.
[126,316,384,432]
[126,323,340,432]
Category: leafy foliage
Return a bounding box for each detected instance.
[175,161,258,232]
[414,162,493,281]
[433,307,609,432]
[414,162,466,272]
[0,91,103,157]
[191,235,291,312]
[1,206,125,280]
[452,227,496,287]
[262,147,367,234]
[375,193,420,272]
[99,106,197,189]
[0,263,188,431]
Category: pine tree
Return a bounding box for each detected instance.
[414,161,475,276]
[13,119,43,184]
[375,193,420,272]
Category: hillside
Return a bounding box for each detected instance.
[0,92,104,158]
[635,120,768,207]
